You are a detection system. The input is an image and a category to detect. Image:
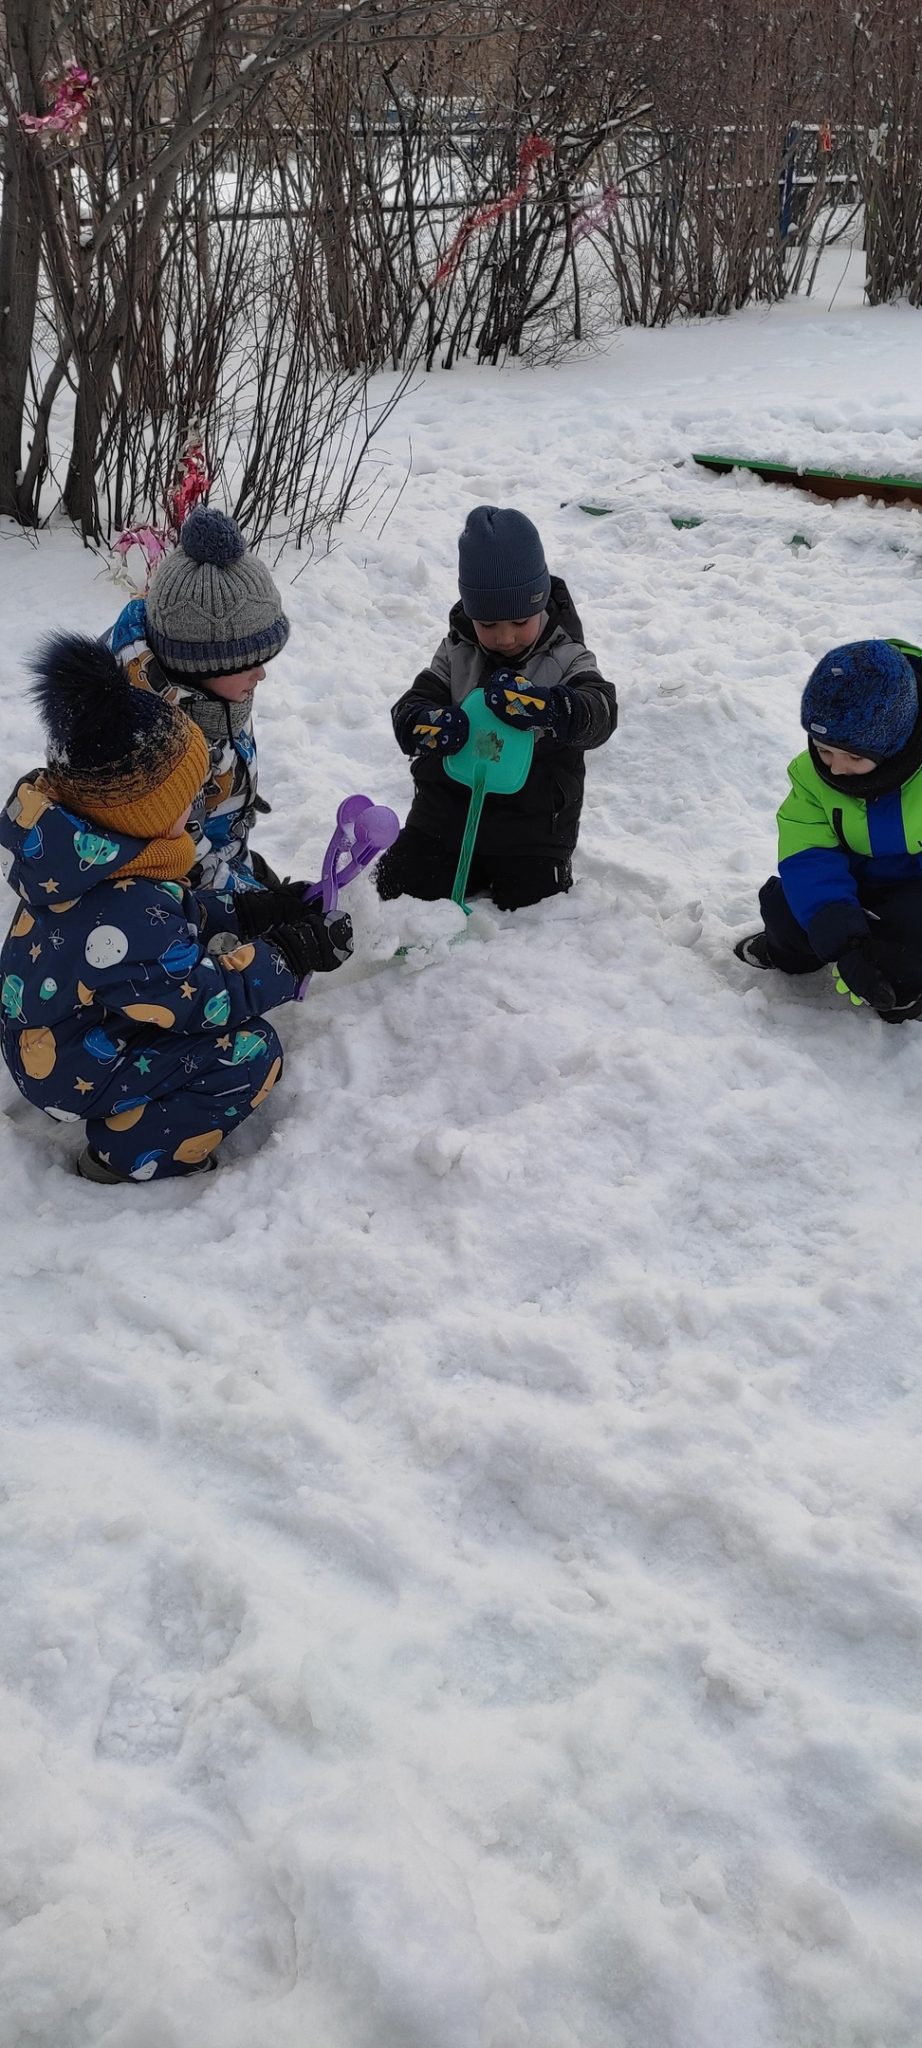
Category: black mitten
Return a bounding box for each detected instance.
[834,939,897,1012]
[268,911,354,978]
[806,900,870,963]
[235,883,314,939]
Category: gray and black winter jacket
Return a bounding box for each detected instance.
[391,578,616,858]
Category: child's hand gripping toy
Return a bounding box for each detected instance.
[483,668,579,743]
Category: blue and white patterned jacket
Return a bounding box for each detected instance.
[107,600,262,893]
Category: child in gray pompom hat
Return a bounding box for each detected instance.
[106,508,290,894]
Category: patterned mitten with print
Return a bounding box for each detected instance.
[483,670,579,742]
[407,705,470,756]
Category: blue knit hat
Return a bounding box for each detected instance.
[458,506,551,621]
[146,509,289,678]
[802,640,918,760]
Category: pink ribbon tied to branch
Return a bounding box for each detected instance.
[19,64,95,142]
[111,527,169,571]
[571,183,621,244]
[166,433,212,534]
[431,135,553,288]
[112,433,213,593]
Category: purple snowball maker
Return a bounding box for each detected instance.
[296,793,400,998]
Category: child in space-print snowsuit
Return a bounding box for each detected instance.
[0,635,352,1183]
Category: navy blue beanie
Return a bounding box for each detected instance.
[801,640,919,760]
[458,506,551,622]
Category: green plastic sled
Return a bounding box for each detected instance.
[444,689,535,909]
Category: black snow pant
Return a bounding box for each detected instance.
[377,825,573,912]
[760,874,922,1004]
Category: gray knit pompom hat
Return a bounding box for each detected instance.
[145,508,290,678]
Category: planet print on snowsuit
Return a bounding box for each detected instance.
[2,973,25,1021]
[0,775,300,1180]
[74,830,120,872]
[223,1028,268,1064]
[85,924,129,970]
[203,991,232,1026]
[83,1026,125,1064]
[159,935,202,977]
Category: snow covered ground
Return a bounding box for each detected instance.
[3,257,922,2048]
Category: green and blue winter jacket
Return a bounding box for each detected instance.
[778,644,922,946]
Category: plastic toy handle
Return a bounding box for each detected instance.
[450,762,488,912]
[297,794,401,998]
[327,801,400,902]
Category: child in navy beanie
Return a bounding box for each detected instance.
[379,506,617,910]
[735,637,922,1019]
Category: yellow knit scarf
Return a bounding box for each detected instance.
[113,831,197,883]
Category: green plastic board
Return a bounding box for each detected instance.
[444,688,535,798]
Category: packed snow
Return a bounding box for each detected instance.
[2,257,922,2048]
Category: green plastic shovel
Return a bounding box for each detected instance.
[443,689,535,909]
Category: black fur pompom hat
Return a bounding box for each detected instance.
[32,632,208,836]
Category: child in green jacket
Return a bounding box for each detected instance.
[735,638,922,1021]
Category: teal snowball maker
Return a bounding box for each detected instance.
[443,689,535,910]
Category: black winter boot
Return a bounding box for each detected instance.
[77,1147,217,1184]
[877,993,922,1024]
[734,931,774,969]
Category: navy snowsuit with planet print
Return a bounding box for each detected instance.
[0,775,297,1178]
